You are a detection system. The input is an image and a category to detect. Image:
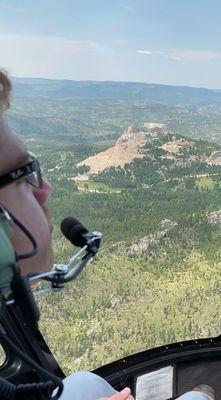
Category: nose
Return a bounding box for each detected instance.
[33,179,52,206]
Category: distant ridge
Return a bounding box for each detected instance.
[12,77,221,106]
[8,78,221,145]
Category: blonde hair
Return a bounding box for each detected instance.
[0,70,11,114]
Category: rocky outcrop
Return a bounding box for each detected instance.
[126,219,177,256]
[76,123,170,180]
[206,151,221,165]
[207,210,221,225]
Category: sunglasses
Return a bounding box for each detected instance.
[0,152,43,190]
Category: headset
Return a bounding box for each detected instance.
[0,203,102,400]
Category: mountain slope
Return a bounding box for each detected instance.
[76,123,168,177]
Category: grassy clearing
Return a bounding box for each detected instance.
[196,176,215,190]
[78,180,121,193]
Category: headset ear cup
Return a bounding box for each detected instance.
[0,204,16,297]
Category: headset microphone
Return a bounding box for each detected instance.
[60,217,101,254]
[60,217,89,247]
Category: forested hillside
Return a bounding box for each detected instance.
[7,78,221,144]
[27,126,221,374]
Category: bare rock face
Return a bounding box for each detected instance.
[206,151,221,165]
[116,125,139,145]
[143,122,166,132]
[76,123,168,180]
[207,210,221,225]
[126,219,177,256]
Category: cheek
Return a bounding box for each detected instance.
[10,201,53,274]
[0,185,51,253]
[0,184,53,274]
[33,180,52,206]
[11,205,51,254]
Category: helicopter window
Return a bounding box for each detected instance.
[3,0,221,384]
[136,365,173,400]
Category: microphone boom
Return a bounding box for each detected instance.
[29,217,102,293]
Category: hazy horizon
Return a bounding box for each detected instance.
[12,75,221,92]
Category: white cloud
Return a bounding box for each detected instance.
[168,49,221,62]
[168,55,182,61]
[137,50,153,55]
[137,48,221,63]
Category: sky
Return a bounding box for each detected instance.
[1,0,221,88]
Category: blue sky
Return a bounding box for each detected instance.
[1,0,221,88]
